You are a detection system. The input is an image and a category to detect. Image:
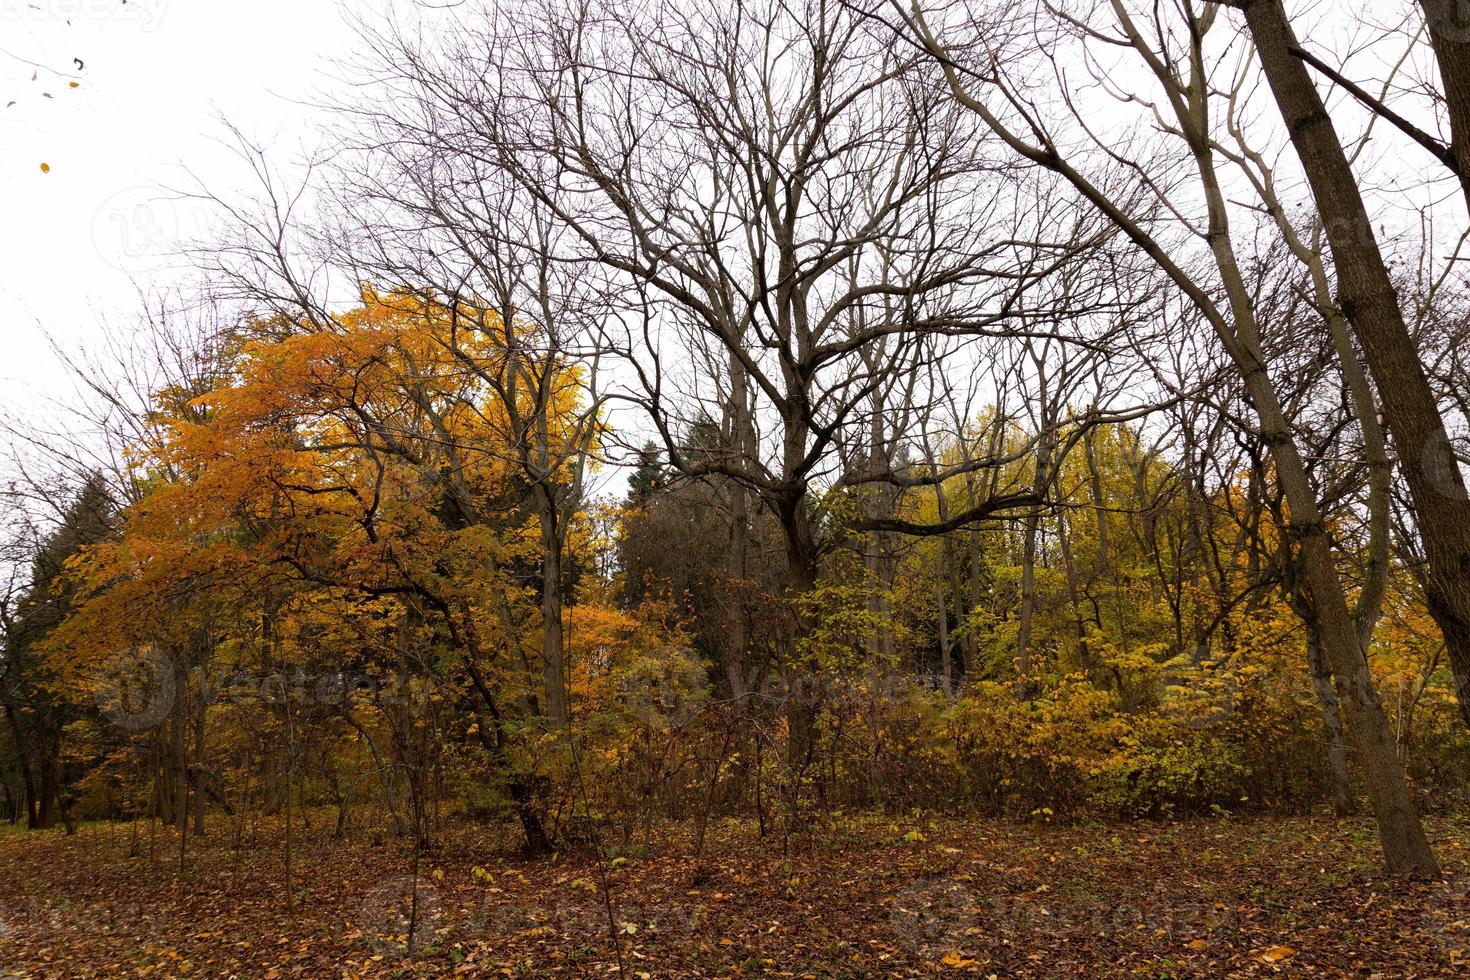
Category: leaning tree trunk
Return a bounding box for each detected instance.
[1243,0,1470,734]
[1419,0,1470,216]
[1246,365,1437,875]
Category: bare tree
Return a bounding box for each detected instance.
[345,0,1146,784]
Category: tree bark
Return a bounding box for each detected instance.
[539,511,568,726]
[1016,430,1055,692]
[1419,0,1470,215]
[1307,627,1356,817]
[1242,0,1470,734]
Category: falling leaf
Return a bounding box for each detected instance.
[39,162,50,173]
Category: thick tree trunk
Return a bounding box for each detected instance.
[780,500,822,776]
[36,755,56,830]
[1244,0,1470,735]
[1249,371,1436,873]
[1419,0,1470,215]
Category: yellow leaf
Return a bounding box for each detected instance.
[1262,945,1295,962]
[39,162,50,173]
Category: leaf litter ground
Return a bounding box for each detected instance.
[0,812,1467,977]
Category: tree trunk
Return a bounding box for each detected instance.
[463,657,552,856]
[1419,0,1470,215]
[1084,428,1111,574]
[1306,628,1356,817]
[1244,0,1470,734]
[1,694,41,829]
[937,565,954,697]
[780,502,822,777]
[1016,511,1040,682]
[193,682,207,836]
[1016,429,1055,693]
[172,704,188,834]
[1248,369,1437,873]
[36,755,56,830]
[912,0,1440,876]
[539,511,568,726]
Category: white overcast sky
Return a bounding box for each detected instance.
[0,0,357,407]
[0,0,1456,508]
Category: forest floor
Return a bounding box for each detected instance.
[0,810,1467,978]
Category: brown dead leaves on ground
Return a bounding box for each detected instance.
[0,812,1467,978]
